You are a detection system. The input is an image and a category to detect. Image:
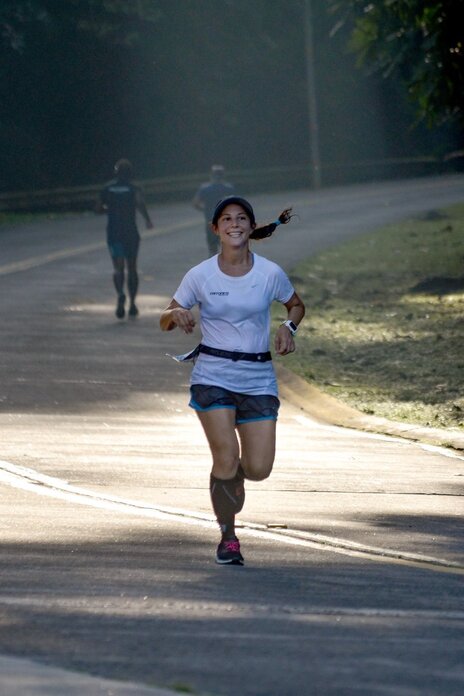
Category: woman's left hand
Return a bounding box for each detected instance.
[274,325,296,355]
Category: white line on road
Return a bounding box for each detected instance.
[0,219,194,277]
[1,459,462,574]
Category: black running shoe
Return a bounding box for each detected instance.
[128,303,139,317]
[116,294,126,319]
[216,537,244,565]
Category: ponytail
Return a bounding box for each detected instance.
[250,207,294,240]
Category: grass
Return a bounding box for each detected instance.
[274,203,464,430]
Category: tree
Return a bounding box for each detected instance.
[328,1,464,128]
[0,1,161,50]
[1,1,460,191]
[0,1,309,189]
[0,1,163,189]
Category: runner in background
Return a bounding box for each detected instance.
[192,165,235,256]
[97,159,153,319]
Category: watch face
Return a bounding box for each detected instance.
[289,321,297,333]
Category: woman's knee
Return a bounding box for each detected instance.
[247,470,271,482]
[211,449,240,478]
[196,410,239,478]
[241,457,274,481]
[238,421,276,481]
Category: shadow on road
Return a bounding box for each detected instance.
[0,523,463,696]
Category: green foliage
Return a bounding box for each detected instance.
[328,0,464,127]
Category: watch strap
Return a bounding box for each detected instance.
[281,320,298,336]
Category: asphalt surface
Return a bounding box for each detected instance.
[0,176,463,696]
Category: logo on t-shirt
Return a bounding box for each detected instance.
[209,291,229,296]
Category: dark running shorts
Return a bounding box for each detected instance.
[107,237,140,260]
[189,384,280,424]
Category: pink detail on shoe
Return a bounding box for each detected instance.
[223,540,240,553]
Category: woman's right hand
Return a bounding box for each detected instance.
[170,307,196,334]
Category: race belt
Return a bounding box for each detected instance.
[169,343,272,363]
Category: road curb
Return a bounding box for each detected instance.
[276,364,464,454]
[0,654,178,696]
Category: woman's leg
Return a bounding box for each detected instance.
[196,408,244,543]
[197,408,239,479]
[237,419,277,481]
[196,410,276,564]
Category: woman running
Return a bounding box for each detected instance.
[160,196,305,564]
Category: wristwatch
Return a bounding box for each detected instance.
[281,320,298,336]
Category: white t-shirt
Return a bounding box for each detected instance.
[173,253,295,396]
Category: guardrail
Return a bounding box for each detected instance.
[0,165,310,213]
[0,158,455,214]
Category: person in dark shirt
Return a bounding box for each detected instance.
[192,165,235,256]
[98,159,153,319]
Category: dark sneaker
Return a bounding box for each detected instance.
[116,294,126,319]
[128,303,139,317]
[216,537,244,565]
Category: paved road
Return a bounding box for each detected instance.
[0,176,463,695]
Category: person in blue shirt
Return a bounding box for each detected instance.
[98,159,153,319]
[192,165,235,256]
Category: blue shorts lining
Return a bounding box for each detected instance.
[236,415,277,424]
[189,398,235,413]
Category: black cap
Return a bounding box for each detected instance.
[211,196,256,226]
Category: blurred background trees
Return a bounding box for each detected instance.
[0,0,461,192]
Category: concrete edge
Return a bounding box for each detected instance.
[0,654,180,696]
[276,364,464,454]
